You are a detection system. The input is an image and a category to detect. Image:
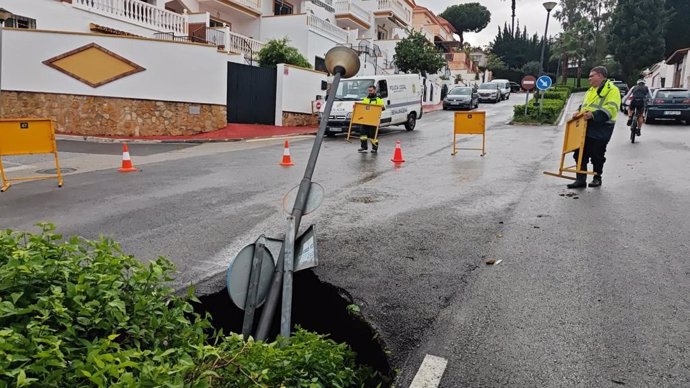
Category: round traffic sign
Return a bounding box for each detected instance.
[536,75,552,91]
[226,243,275,310]
[521,75,537,91]
[315,101,322,110]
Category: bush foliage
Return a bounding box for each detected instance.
[0,225,377,387]
[257,38,312,69]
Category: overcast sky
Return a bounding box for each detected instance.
[418,0,564,49]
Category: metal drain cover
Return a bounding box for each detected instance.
[36,168,76,174]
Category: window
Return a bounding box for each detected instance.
[377,30,387,40]
[378,80,388,98]
[314,57,327,73]
[5,15,36,29]
[274,0,293,15]
[209,19,229,28]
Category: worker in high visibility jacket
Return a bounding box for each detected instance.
[568,66,621,189]
[358,85,385,153]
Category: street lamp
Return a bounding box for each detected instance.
[538,1,557,76]
[0,7,12,118]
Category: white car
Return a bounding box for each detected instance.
[491,79,512,100]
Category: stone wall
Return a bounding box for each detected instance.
[282,111,318,127]
[1,91,227,137]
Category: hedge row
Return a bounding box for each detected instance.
[512,85,574,124]
[0,225,379,387]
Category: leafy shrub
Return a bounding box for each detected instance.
[0,225,378,387]
[257,38,312,69]
[513,98,566,124]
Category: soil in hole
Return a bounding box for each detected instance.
[194,270,393,386]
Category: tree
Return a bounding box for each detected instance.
[521,61,541,76]
[394,30,446,76]
[489,23,543,70]
[486,53,507,72]
[439,3,491,45]
[608,0,668,83]
[664,0,690,57]
[257,38,311,69]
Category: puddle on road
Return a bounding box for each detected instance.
[194,270,394,387]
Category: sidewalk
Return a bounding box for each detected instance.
[57,123,318,144]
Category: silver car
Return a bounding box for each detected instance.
[477,82,501,103]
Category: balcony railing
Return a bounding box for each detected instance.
[224,30,265,59]
[198,0,261,13]
[73,0,187,35]
[308,0,335,13]
[307,14,349,43]
[377,0,411,25]
[334,0,371,25]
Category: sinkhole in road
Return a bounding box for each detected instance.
[194,269,394,386]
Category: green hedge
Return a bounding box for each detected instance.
[0,225,378,387]
[513,98,566,124]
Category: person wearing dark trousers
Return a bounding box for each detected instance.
[358,85,385,153]
[568,66,621,189]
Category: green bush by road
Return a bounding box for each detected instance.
[512,85,572,124]
[0,224,378,387]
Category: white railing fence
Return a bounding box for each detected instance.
[334,0,371,24]
[73,0,188,34]
[307,15,349,43]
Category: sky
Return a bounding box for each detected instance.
[418,0,564,49]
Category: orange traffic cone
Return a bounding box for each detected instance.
[391,140,405,164]
[118,143,138,173]
[279,139,294,167]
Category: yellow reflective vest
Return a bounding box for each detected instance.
[579,80,621,140]
[362,96,384,107]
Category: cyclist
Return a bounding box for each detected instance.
[627,80,649,136]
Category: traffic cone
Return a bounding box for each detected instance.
[391,140,405,164]
[118,143,138,173]
[279,139,294,166]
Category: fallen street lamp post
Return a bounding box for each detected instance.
[254,46,361,341]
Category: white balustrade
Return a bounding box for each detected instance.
[307,15,349,43]
[73,0,187,34]
[377,0,411,25]
[334,0,371,25]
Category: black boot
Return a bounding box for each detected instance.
[626,117,633,126]
[567,174,587,189]
[358,140,368,153]
[371,141,378,154]
[589,175,602,187]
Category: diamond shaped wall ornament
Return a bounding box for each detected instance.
[43,43,145,88]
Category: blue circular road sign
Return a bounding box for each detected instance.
[536,75,552,91]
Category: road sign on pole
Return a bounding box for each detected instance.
[536,75,552,91]
[521,76,537,115]
[536,75,552,115]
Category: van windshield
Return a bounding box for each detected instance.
[334,79,375,101]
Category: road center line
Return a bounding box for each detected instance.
[409,354,448,388]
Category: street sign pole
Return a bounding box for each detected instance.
[255,47,359,341]
[241,235,267,339]
[524,91,529,115]
[520,75,537,117]
[280,216,296,338]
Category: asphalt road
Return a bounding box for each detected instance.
[1,93,688,386]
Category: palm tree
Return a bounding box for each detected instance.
[501,0,517,36]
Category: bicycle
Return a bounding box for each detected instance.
[629,103,643,143]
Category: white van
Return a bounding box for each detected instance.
[320,74,423,137]
[491,79,511,100]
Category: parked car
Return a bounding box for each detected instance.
[644,88,690,124]
[477,82,501,103]
[491,79,512,100]
[443,86,479,110]
[509,81,521,93]
[611,80,629,97]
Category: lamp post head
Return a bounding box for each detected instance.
[0,8,12,23]
[325,46,360,78]
[543,2,557,12]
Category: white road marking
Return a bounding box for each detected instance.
[245,135,315,143]
[409,354,448,388]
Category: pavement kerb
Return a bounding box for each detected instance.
[55,131,318,145]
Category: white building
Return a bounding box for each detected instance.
[643,61,676,89]
[665,47,690,89]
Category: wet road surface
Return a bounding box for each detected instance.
[1,94,688,386]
